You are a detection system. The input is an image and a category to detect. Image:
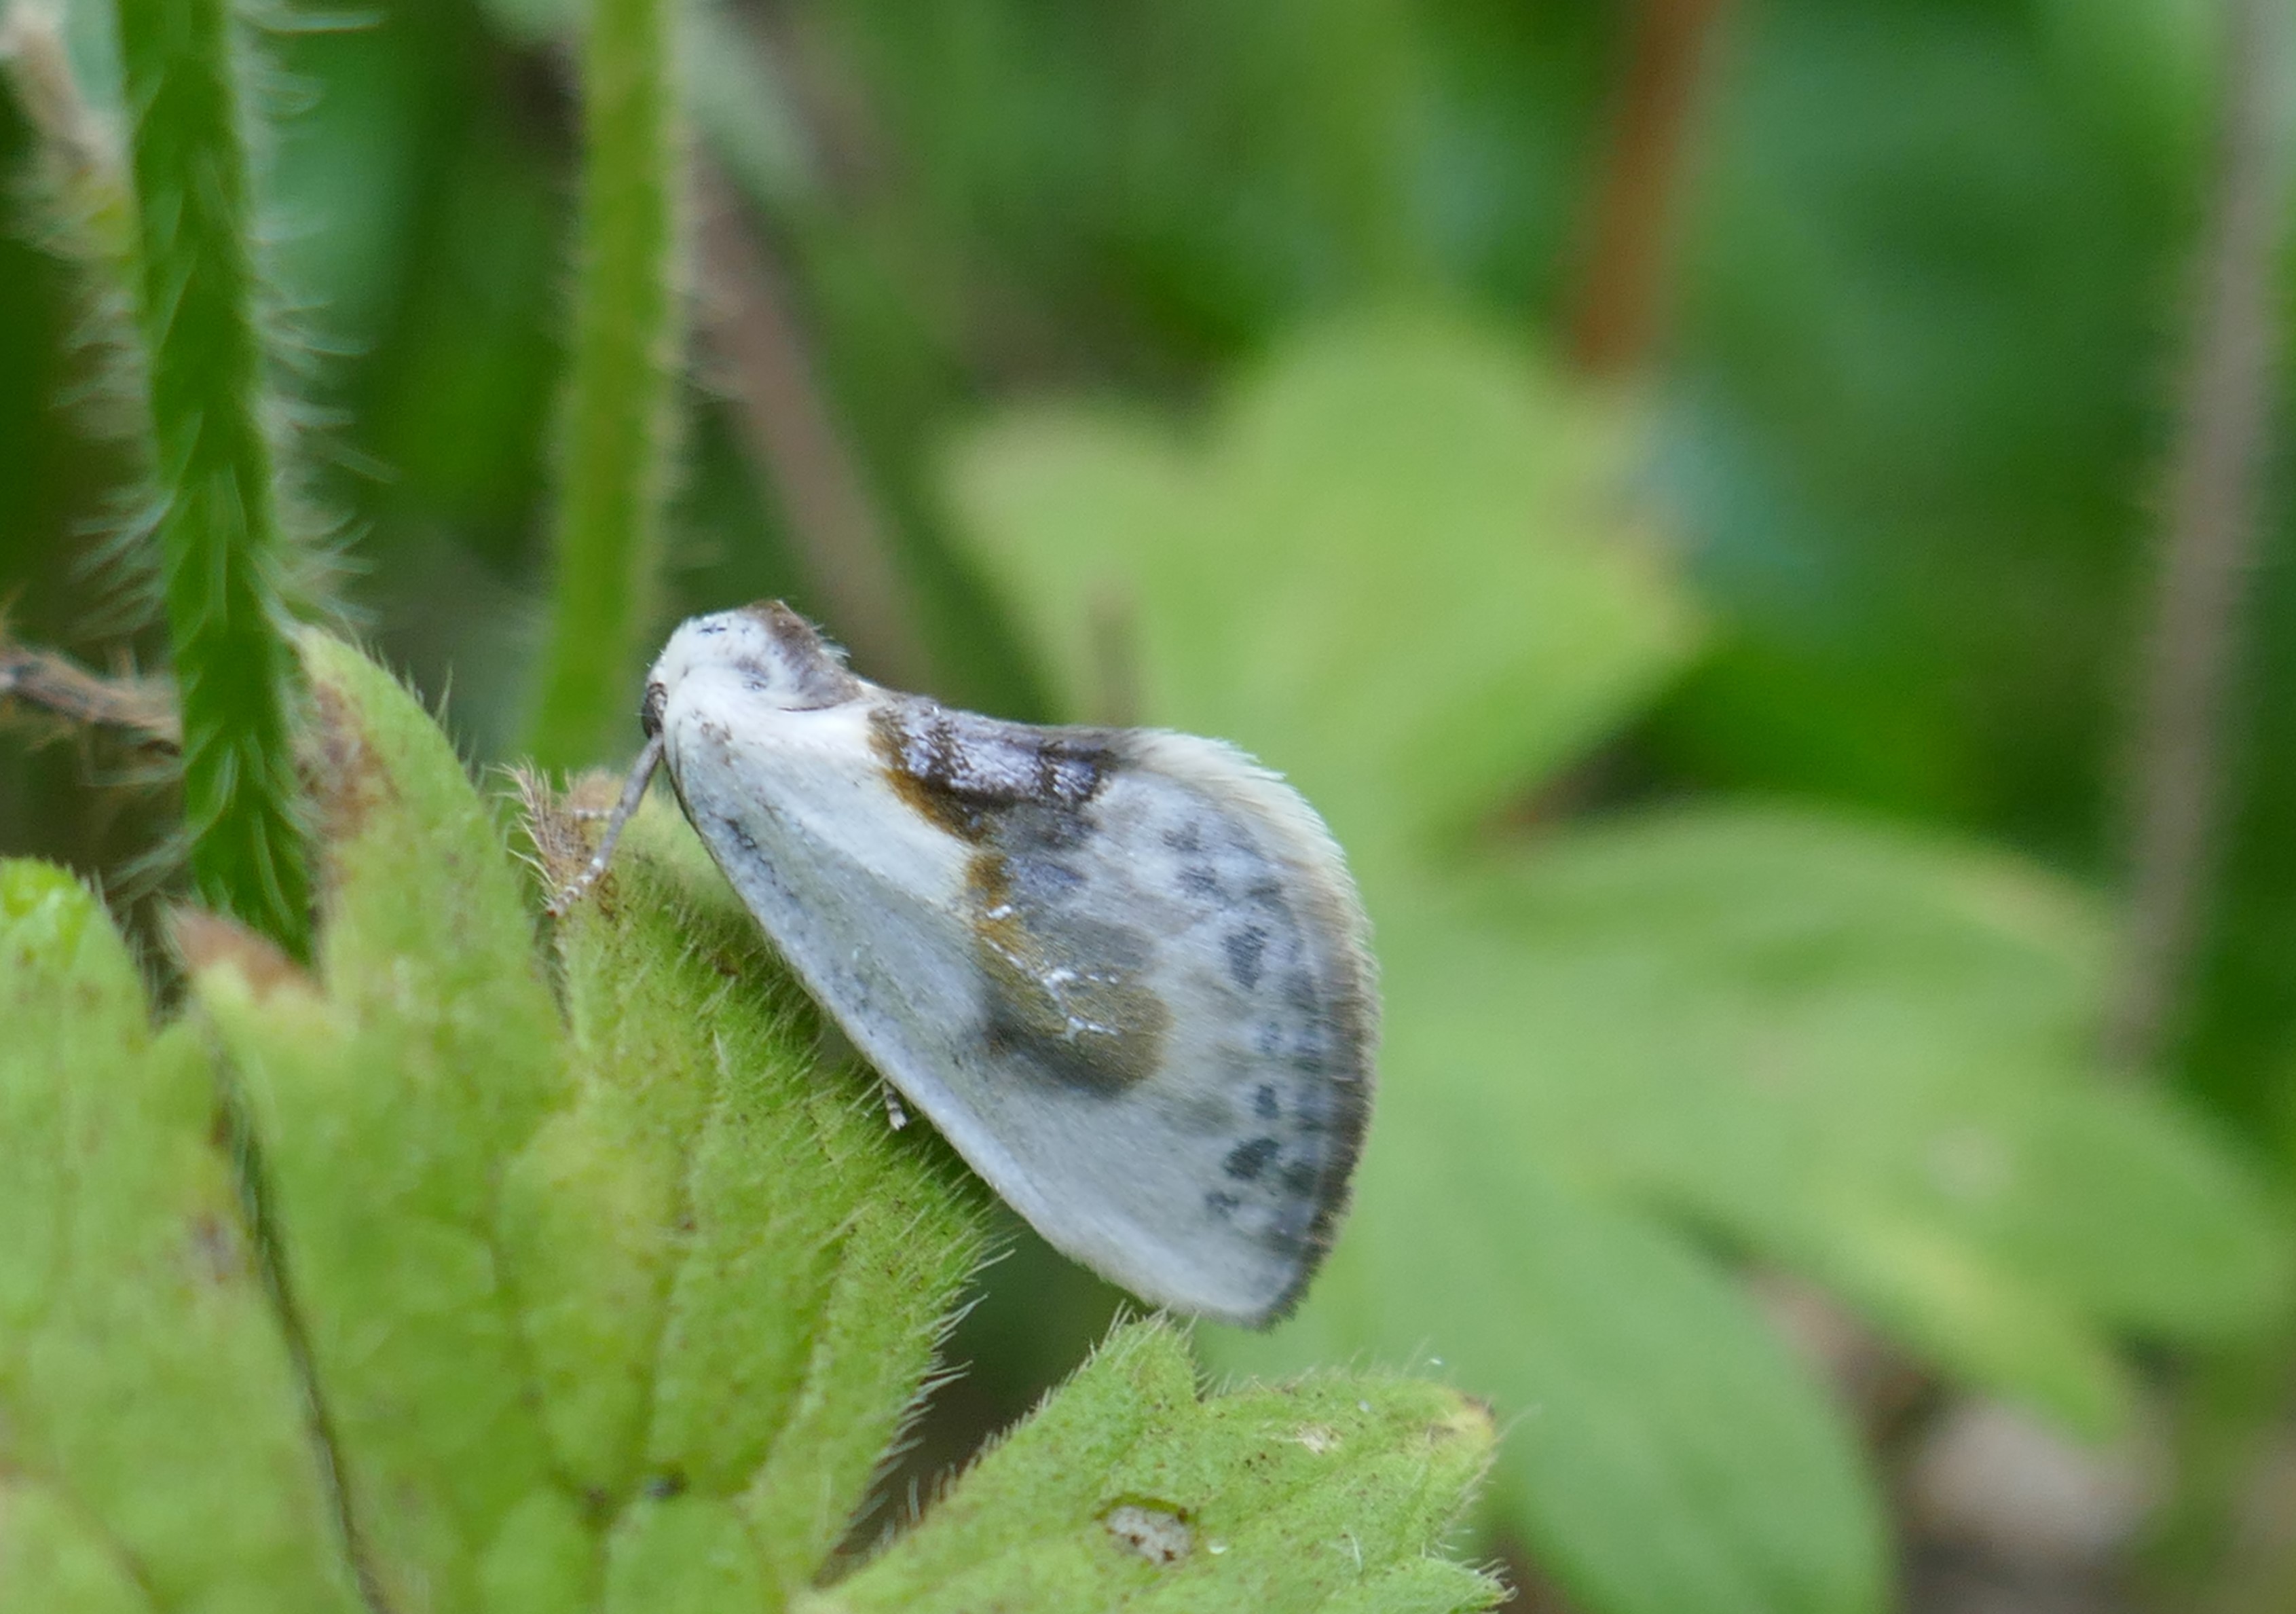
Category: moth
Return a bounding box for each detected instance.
[553,602,1376,1326]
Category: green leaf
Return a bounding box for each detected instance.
[187,636,574,1609]
[0,1475,155,1614]
[1217,1153,1885,1614]
[170,631,999,1609]
[1404,805,2291,1431]
[511,787,986,1600]
[601,1494,771,1614]
[1966,1085,2293,1339]
[944,312,2291,1611]
[946,310,1701,864]
[0,862,361,1614]
[0,621,1526,1611]
[803,1319,1502,1614]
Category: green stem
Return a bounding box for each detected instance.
[113,0,311,954]
[2104,0,2290,1071]
[524,0,686,771]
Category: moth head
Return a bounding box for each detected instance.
[646,601,864,728]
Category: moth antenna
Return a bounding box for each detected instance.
[544,733,664,917]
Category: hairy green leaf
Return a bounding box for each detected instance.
[514,786,986,1598]
[187,636,573,1608]
[805,1319,1501,1614]
[173,631,992,1610]
[1,625,1500,1614]
[0,1475,155,1614]
[1218,1152,1884,1614]
[0,862,360,1614]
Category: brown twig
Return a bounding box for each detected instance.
[692,164,933,691]
[0,634,181,751]
[2105,0,2291,1071]
[1566,0,1731,380]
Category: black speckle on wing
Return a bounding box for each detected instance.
[716,812,759,856]
[1223,925,1267,990]
[870,699,1375,1322]
[1223,1136,1280,1181]
[1118,766,1377,1322]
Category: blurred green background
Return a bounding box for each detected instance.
[6,1,2296,1609]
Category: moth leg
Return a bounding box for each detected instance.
[545,733,664,916]
[880,1082,910,1131]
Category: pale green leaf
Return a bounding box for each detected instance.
[601,1494,771,1614]
[476,1490,599,1614]
[946,311,1701,864]
[1405,805,2291,1430]
[0,1476,155,1614]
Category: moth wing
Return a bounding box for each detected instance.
[663,693,1375,1325]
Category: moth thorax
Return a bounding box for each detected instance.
[649,600,864,716]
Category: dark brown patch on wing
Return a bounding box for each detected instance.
[870,701,1118,842]
[871,698,1162,1095]
[968,851,1169,1096]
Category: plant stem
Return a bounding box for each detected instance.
[113,0,312,953]
[523,0,687,771]
[1566,0,1731,380]
[2106,0,2291,1071]
[695,166,931,692]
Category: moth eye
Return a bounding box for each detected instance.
[640,681,667,737]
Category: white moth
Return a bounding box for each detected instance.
[553,602,1377,1326]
